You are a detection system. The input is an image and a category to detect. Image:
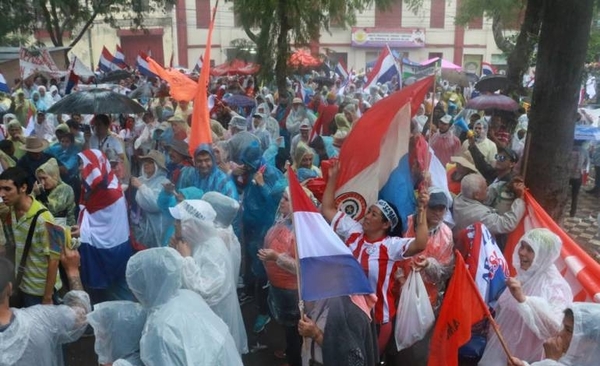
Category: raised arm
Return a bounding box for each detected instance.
[321,161,339,223]
[404,190,430,257]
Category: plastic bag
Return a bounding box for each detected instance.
[394,270,435,351]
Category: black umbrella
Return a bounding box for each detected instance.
[475,75,512,93]
[47,89,145,114]
[97,70,134,83]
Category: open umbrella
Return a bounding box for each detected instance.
[223,94,256,108]
[465,94,519,111]
[288,50,322,68]
[47,89,145,114]
[97,70,134,83]
[475,75,513,93]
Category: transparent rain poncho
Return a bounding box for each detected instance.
[478,229,572,366]
[0,291,91,366]
[125,248,242,366]
[173,200,248,354]
[202,191,242,283]
[87,301,147,366]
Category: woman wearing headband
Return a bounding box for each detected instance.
[322,162,430,355]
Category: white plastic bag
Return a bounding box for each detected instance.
[394,270,435,351]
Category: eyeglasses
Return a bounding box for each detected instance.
[495,154,508,162]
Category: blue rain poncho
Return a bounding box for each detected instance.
[156,186,204,246]
[125,248,242,366]
[133,161,170,248]
[0,291,91,366]
[87,301,146,366]
[178,143,238,200]
[172,200,248,354]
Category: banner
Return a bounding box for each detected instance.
[19,47,66,80]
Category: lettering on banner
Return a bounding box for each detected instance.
[445,319,460,340]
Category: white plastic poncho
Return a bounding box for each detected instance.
[173,200,248,354]
[202,191,243,283]
[125,247,242,366]
[478,229,572,366]
[133,161,170,248]
[87,301,147,366]
[0,291,91,366]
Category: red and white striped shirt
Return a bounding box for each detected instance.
[332,211,413,324]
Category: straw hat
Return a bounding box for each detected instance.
[139,150,167,170]
[450,152,479,174]
[22,137,49,153]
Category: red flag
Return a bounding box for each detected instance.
[188,0,219,155]
[428,251,489,366]
[505,192,600,302]
[145,56,197,102]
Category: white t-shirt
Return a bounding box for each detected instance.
[89,134,124,155]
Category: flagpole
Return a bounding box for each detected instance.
[458,252,517,365]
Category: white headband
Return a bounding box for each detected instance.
[374,200,399,230]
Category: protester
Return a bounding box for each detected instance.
[0,167,60,306]
[478,228,572,366]
[321,161,430,354]
[130,150,170,249]
[170,199,248,354]
[77,149,133,303]
[87,301,146,366]
[34,158,76,226]
[510,303,600,366]
[462,119,497,166]
[258,188,302,366]
[0,247,91,366]
[125,247,243,366]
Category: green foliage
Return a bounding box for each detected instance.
[232,0,392,88]
[0,0,176,48]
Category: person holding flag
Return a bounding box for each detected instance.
[478,228,572,366]
[321,161,431,354]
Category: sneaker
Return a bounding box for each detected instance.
[253,314,271,333]
[238,292,254,306]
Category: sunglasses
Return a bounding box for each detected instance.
[495,154,510,162]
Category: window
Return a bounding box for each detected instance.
[429,0,445,29]
[196,0,211,29]
[428,52,443,60]
[375,0,402,28]
[469,17,483,29]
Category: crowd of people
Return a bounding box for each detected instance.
[0,70,597,366]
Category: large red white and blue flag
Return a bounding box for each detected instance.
[334,76,434,221]
[98,46,120,72]
[481,62,496,76]
[363,46,400,92]
[289,168,373,301]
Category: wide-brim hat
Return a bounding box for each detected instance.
[22,137,49,153]
[139,150,167,171]
[168,140,191,158]
[450,153,479,174]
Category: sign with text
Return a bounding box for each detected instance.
[19,47,66,80]
[351,28,425,48]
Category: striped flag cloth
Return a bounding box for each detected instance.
[114,45,127,68]
[289,168,373,301]
[505,192,600,303]
[0,72,10,93]
[363,45,400,92]
[136,52,158,78]
[98,46,119,72]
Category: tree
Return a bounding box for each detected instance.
[0,0,36,45]
[525,0,595,220]
[0,0,175,51]
[233,0,392,96]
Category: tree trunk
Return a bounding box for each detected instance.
[275,0,291,97]
[525,0,594,220]
[506,0,543,95]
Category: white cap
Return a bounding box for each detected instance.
[169,200,217,222]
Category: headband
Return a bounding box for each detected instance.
[374,200,399,230]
